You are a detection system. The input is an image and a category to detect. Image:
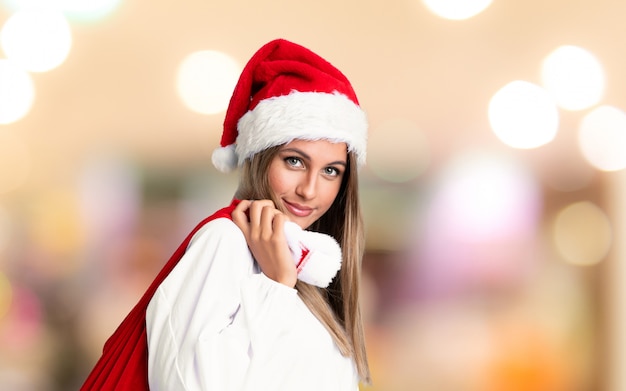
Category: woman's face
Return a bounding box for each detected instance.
[268,139,347,229]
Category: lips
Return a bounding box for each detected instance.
[283,200,314,218]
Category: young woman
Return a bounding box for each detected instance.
[80,38,370,390]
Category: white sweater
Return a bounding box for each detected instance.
[145,217,359,390]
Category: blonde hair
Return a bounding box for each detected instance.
[235,145,371,383]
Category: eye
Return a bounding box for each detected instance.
[323,166,341,177]
[285,156,303,167]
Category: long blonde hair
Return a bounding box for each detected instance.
[235,145,371,383]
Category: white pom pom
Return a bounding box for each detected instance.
[211,144,238,173]
[283,221,342,288]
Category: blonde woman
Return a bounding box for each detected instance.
[81,38,370,390]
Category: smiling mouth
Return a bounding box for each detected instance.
[283,200,314,218]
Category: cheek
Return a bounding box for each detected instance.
[321,181,342,209]
[267,167,290,195]
[267,173,281,194]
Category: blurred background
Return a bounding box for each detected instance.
[1,0,625,390]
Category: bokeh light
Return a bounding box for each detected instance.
[422,0,493,20]
[58,0,122,21]
[0,285,44,350]
[0,130,30,193]
[541,45,605,111]
[411,150,543,297]
[431,150,541,242]
[367,118,430,183]
[0,59,35,124]
[0,8,72,72]
[28,189,86,275]
[1,0,46,9]
[578,105,626,172]
[488,80,559,149]
[176,50,241,115]
[2,0,122,21]
[78,153,140,243]
[553,201,612,266]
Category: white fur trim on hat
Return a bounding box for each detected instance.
[284,221,342,288]
[235,90,367,168]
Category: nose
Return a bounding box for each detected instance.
[295,172,316,200]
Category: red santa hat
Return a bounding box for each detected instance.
[212,38,368,172]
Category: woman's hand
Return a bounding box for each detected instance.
[232,200,298,288]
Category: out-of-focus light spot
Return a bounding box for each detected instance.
[29,189,85,276]
[367,118,430,183]
[433,150,541,242]
[578,105,626,172]
[0,131,30,193]
[78,153,140,244]
[0,285,43,350]
[58,0,122,22]
[1,0,52,8]
[0,8,72,72]
[1,0,46,10]
[0,59,35,124]
[489,81,559,149]
[0,272,12,319]
[422,0,492,20]
[411,150,542,297]
[541,45,605,111]
[176,50,241,115]
[553,201,612,266]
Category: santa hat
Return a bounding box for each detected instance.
[212,38,368,172]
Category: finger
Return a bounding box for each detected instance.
[231,200,253,234]
[247,199,275,226]
[259,204,282,240]
[270,211,287,239]
[232,199,252,221]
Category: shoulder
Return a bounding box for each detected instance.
[189,216,245,248]
[156,217,253,297]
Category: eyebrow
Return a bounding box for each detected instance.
[280,147,347,167]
